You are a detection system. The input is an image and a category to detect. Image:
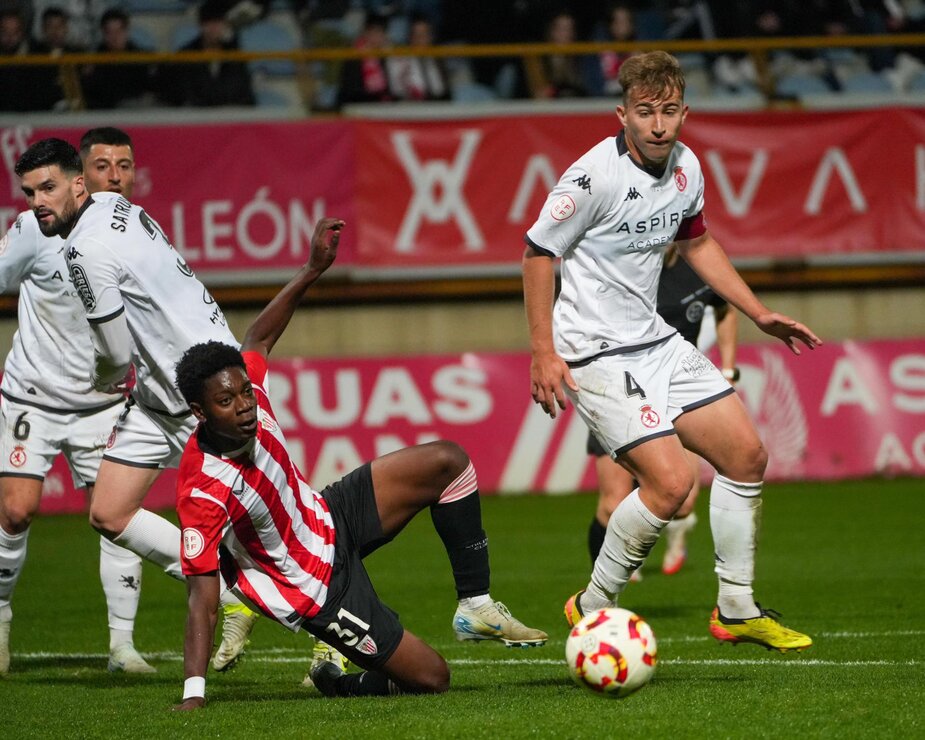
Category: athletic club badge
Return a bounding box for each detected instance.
[640,405,660,428]
[9,445,26,467]
[673,166,687,191]
[107,429,117,449]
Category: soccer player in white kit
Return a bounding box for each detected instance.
[13,137,256,668]
[0,128,154,674]
[523,51,820,652]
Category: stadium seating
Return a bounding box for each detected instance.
[775,72,833,97]
[240,18,300,76]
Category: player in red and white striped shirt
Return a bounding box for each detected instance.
[173,219,546,710]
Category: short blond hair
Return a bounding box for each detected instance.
[619,51,685,101]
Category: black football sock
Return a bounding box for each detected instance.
[588,517,607,563]
[430,491,490,599]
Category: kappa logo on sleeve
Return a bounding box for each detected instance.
[572,174,592,193]
[182,528,205,559]
[550,194,576,221]
[69,264,96,312]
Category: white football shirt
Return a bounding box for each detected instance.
[526,130,706,364]
[0,210,122,412]
[64,192,237,416]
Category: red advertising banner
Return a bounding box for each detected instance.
[0,121,358,282]
[354,109,925,268]
[2,109,923,283]
[37,338,925,514]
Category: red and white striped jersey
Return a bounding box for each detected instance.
[177,351,336,629]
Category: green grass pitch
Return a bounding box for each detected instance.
[4,478,923,738]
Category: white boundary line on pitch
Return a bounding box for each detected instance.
[12,653,922,668]
[13,629,923,665]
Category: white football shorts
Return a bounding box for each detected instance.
[0,397,123,487]
[103,398,198,469]
[567,332,734,457]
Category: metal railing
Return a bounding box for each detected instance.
[2,33,924,110]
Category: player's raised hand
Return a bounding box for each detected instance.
[755,312,822,355]
[172,697,205,711]
[308,218,345,274]
[530,350,578,418]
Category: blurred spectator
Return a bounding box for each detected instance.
[385,12,449,100]
[594,4,637,96]
[81,8,158,109]
[30,0,110,49]
[163,0,255,107]
[533,10,594,98]
[34,7,84,54]
[338,12,393,105]
[0,9,62,111]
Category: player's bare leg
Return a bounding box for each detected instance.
[675,393,811,651]
[309,630,449,697]
[370,441,547,647]
[0,476,42,674]
[89,460,185,579]
[662,450,700,575]
[569,435,692,622]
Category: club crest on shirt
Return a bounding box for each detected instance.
[639,405,660,428]
[182,528,205,559]
[258,407,277,433]
[9,445,26,467]
[674,166,687,191]
[550,194,576,221]
[357,634,379,656]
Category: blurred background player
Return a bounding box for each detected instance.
[586,243,739,578]
[523,51,819,652]
[0,128,153,674]
[173,218,546,709]
[13,137,257,674]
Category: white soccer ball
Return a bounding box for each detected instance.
[565,607,657,697]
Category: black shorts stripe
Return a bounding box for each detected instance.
[0,472,45,481]
[0,390,124,416]
[101,454,161,469]
[679,386,736,415]
[567,333,676,369]
[614,429,678,457]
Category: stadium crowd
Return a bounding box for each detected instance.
[0,1,923,110]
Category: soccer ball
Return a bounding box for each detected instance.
[565,607,657,697]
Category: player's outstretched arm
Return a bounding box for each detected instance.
[242,217,344,358]
[523,246,577,418]
[678,232,821,355]
[173,573,220,711]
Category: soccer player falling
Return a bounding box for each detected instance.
[173,218,546,709]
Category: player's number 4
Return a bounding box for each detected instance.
[624,372,646,400]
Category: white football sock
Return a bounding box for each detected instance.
[114,509,184,581]
[458,594,491,609]
[584,490,668,612]
[99,535,143,641]
[0,524,29,615]
[710,474,762,619]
